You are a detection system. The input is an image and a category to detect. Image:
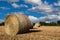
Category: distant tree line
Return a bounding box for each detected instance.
[0,22,4,26]
[0,20,60,26]
[39,20,60,26]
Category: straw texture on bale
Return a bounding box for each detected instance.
[5,14,33,36]
[33,23,40,29]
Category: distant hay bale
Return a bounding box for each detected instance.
[33,23,40,29]
[5,14,33,36]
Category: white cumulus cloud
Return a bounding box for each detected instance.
[26,0,53,13]
[28,15,60,23]
[28,16,38,23]
[25,0,42,5]
[54,1,60,6]
[31,4,53,13]
[0,19,4,23]
[39,15,60,22]
[25,0,60,15]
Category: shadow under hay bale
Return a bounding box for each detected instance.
[29,29,41,32]
[17,29,41,34]
[5,14,33,36]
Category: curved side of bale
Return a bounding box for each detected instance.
[15,14,33,33]
[21,15,33,29]
[5,14,33,36]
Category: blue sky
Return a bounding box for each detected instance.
[0,0,60,23]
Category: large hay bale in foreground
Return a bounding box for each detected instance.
[33,23,40,29]
[5,14,33,36]
[0,26,5,35]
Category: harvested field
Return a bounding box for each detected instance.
[0,26,60,40]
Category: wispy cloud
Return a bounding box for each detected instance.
[7,0,19,2]
[0,0,19,2]
[11,3,28,8]
[0,7,10,10]
[11,3,20,8]
[7,12,24,15]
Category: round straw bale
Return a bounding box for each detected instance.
[33,23,40,29]
[5,14,33,36]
